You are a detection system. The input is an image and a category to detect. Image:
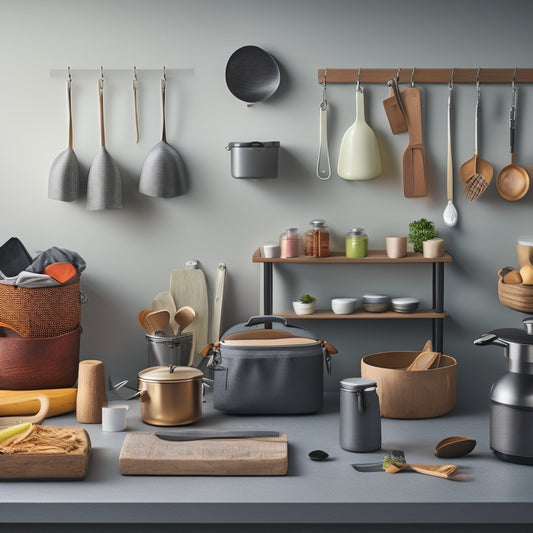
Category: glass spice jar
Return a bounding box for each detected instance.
[304,219,330,257]
[345,228,368,258]
[280,227,301,258]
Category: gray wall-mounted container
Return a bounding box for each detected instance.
[226,141,280,179]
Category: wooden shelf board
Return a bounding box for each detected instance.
[253,249,452,264]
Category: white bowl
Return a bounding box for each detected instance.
[331,297,357,314]
[391,297,420,313]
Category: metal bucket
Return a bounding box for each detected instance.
[145,332,193,367]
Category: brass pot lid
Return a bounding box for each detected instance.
[138,365,203,383]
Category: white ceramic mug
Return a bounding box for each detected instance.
[386,236,407,258]
[101,403,129,432]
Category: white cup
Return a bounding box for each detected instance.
[102,403,129,432]
[262,241,280,258]
[386,236,407,258]
[423,238,445,258]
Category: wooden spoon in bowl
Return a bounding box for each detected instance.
[405,350,440,371]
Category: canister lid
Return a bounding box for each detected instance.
[227,141,280,148]
[517,236,533,246]
[340,377,377,392]
[310,218,327,227]
[346,227,367,237]
[138,365,203,383]
[362,293,389,303]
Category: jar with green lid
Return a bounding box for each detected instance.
[345,228,368,258]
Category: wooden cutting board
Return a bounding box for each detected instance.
[170,260,209,367]
[119,432,288,476]
[0,426,91,480]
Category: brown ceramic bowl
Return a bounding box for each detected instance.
[361,351,456,419]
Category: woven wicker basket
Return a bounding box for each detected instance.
[0,277,81,338]
[498,279,533,313]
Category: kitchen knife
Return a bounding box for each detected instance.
[351,449,405,472]
[155,430,280,441]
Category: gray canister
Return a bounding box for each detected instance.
[145,332,193,367]
[339,377,381,452]
[226,141,280,179]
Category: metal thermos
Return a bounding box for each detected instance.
[339,377,381,452]
[474,316,533,465]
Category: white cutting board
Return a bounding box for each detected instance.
[170,260,209,367]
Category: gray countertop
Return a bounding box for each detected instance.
[1,392,532,526]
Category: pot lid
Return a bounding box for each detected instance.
[489,328,533,345]
[138,365,203,382]
[340,377,377,392]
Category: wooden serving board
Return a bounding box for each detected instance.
[0,426,91,480]
[119,432,288,476]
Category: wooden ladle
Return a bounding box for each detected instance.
[174,306,196,335]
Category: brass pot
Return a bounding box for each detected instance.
[137,365,203,426]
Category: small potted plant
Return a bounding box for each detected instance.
[408,218,439,256]
[292,294,316,315]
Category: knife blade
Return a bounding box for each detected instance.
[351,449,405,473]
[155,430,280,442]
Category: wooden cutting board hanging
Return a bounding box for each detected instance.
[170,260,209,367]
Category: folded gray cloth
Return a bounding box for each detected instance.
[0,271,60,288]
[26,246,86,275]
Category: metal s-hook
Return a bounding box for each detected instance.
[161,66,167,91]
[66,66,72,90]
[449,67,455,90]
[98,65,104,90]
[133,66,139,144]
[511,67,518,128]
[321,68,328,110]
[410,67,415,87]
[356,67,361,92]
[475,67,481,101]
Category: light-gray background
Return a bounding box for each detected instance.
[2,0,531,407]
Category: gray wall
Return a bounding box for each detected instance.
[2,0,532,407]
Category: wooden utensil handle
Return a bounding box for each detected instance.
[0,394,50,426]
[409,464,457,479]
[402,87,423,145]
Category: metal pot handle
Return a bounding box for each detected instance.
[473,333,508,348]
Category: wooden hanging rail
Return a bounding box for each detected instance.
[317,68,533,85]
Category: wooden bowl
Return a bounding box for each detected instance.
[0,328,80,390]
[361,351,456,419]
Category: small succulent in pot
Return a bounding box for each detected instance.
[408,218,437,253]
[293,294,316,315]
